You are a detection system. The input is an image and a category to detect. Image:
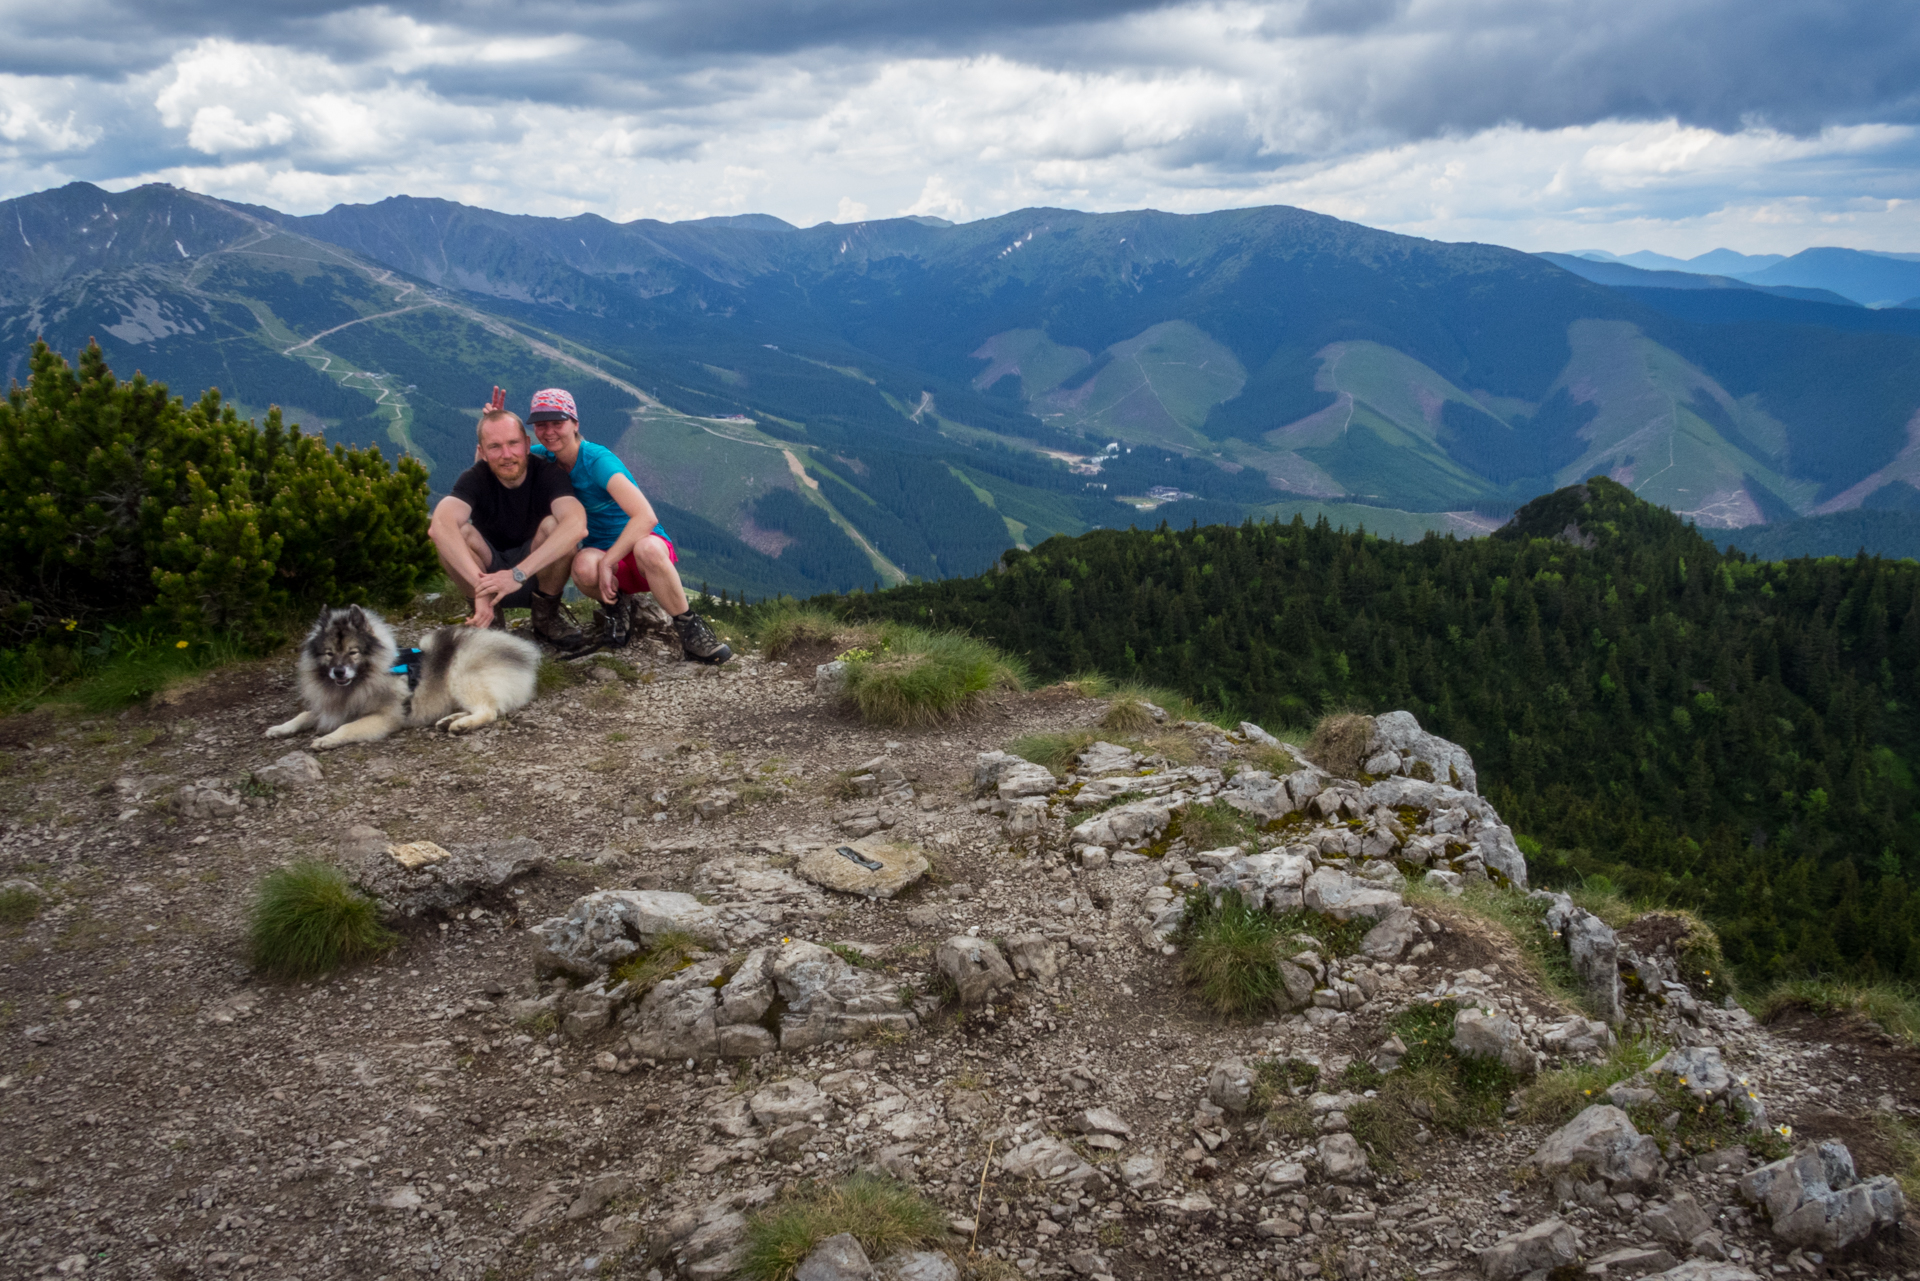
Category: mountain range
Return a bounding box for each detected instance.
[1559,245,1920,308]
[6,180,1920,598]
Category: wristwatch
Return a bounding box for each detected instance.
[511,568,527,584]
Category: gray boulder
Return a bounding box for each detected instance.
[1471,822,1529,887]
[1002,933,1058,981]
[1214,852,1311,913]
[1370,709,1478,793]
[771,940,916,1048]
[1451,1007,1539,1078]
[796,1232,874,1281]
[626,958,728,1060]
[1644,1192,1714,1250]
[972,750,1019,792]
[1541,1015,1615,1057]
[1076,741,1139,776]
[355,836,544,919]
[1533,1105,1661,1191]
[936,935,1016,1009]
[1303,867,1404,921]
[1069,798,1175,848]
[1220,771,1296,822]
[1540,892,1623,1024]
[1639,1264,1763,1281]
[1207,1058,1255,1114]
[1316,1132,1369,1183]
[253,750,324,788]
[1360,905,1421,960]
[814,661,850,697]
[997,761,1058,800]
[1477,1218,1578,1280]
[533,889,718,978]
[876,1252,959,1281]
[1001,1136,1099,1188]
[1738,1141,1907,1252]
[177,781,242,819]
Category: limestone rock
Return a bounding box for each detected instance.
[1215,852,1311,912]
[1220,770,1295,822]
[1451,1007,1539,1078]
[1738,1141,1906,1252]
[1069,798,1175,848]
[1360,905,1421,960]
[1207,1058,1254,1114]
[1303,867,1404,921]
[1370,709,1478,793]
[626,958,727,1060]
[797,838,929,899]
[1638,1263,1762,1281]
[1067,1107,1131,1138]
[356,836,544,919]
[177,781,242,819]
[1076,741,1140,776]
[253,750,323,788]
[1477,1218,1577,1280]
[1001,1136,1096,1186]
[771,940,916,1049]
[972,751,1019,791]
[532,889,718,978]
[1644,1192,1714,1249]
[796,1232,874,1281]
[997,761,1058,800]
[814,661,849,697]
[1540,892,1623,1023]
[1587,1245,1680,1277]
[1533,1105,1661,1191]
[876,1252,959,1281]
[1317,1132,1369,1183]
[936,935,1016,1009]
[750,1078,833,1127]
[1119,1154,1165,1191]
[1002,933,1058,981]
[1541,1015,1615,1057]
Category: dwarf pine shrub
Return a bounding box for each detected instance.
[0,341,434,647]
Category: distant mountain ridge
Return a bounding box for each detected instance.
[1557,244,1920,308]
[9,180,1920,589]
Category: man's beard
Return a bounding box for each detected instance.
[492,457,526,483]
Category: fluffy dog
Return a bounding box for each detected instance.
[266,605,541,749]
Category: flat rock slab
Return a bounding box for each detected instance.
[797,837,929,899]
[355,836,544,919]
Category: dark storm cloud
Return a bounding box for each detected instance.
[10,0,1920,147]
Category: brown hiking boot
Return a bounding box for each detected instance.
[530,590,584,649]
[671,609,732,664]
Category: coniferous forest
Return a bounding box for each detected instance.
[833,478,1920,986]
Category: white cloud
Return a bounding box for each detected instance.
[0,3,1916,257]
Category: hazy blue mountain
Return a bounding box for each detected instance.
[1537,252,1858,306]
[11,180,1920,589]
[1737,247,1920,307]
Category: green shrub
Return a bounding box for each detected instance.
[1341,1002,1522,1170]
[842,625,1025,726]
[740,1175,948,1281]
[248,861,394,979]
[0,341,434,645]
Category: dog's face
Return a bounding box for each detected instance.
[309,606,379,687]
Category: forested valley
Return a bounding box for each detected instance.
[827,478,1920,986]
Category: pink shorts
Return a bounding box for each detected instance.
[610,532,678,595]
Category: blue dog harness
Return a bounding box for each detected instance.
[390,647,425,691]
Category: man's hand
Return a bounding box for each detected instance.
[596,557,621,605]
[474,567,522,605]
[467,593,497,629]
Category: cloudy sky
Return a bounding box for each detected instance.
[3,0,1917,256]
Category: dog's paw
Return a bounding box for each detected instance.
[310,733,346,750]
[264,723,295,739]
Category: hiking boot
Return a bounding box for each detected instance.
[599,593,632,647]
[672,609,732,664]
[530,590,584,650]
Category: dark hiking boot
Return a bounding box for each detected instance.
[530,590,584,650]
[672,609,732,664]
[599,593,632,647]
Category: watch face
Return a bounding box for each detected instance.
[512,568,527,583]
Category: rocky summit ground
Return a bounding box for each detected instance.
[0,611,1916,1281]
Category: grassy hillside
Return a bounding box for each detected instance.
[823,478,1920,986]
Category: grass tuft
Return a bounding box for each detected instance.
[1049,671,1114,699]
[739,1174,948,1281]
[1519,1037,1664,1125]
[1178,889,1288,1018]
[608,930,706,997]
[1758,978,1920,1049]
[1305,712,1374,779]
[0,884,42,925]
[1005,729,1100,775]
[247,861,394,980]
[1177,798,1263,853]
[1100,682,1194,733]
[751,604,850,661]
[842,625,1025,727]
[1876,1112,1920,1201]
[1408,879,1584,1011]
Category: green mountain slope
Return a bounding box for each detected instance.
[12,181,1920,584]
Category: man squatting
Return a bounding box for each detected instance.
[428,389,732,664]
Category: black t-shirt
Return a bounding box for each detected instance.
[448,455,573,553]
